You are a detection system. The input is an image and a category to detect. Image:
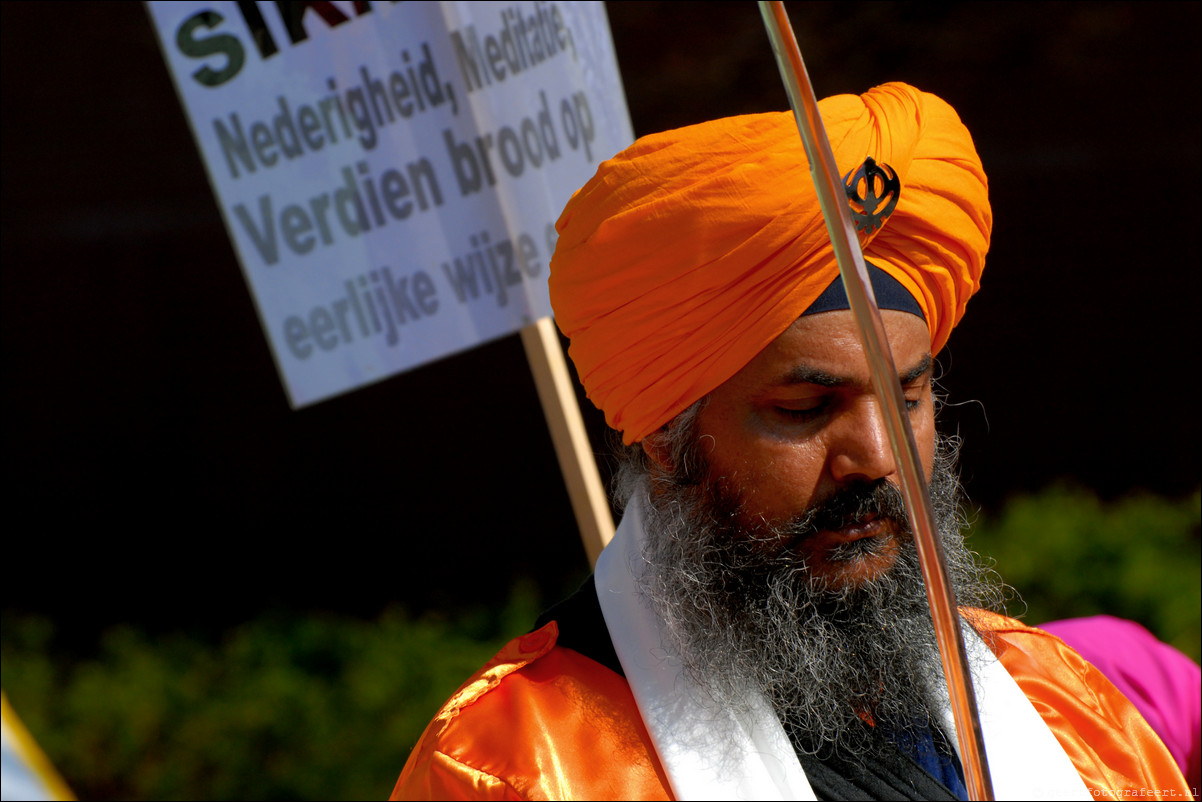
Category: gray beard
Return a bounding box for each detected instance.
[635,434,1006,759]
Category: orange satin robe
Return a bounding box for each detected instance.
[392,611,1192,801]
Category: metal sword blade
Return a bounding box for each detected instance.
[757,3,994,798]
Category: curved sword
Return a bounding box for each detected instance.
[758,3,994,799]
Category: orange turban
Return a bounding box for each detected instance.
[549,82,991,444]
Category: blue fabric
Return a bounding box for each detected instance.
[802,262,926,320]
[888,723,969,800]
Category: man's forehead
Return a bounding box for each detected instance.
[751,309,932,388]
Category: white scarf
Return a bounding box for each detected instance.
[593,492,1092,801]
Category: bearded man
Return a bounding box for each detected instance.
[393,83,1191,801]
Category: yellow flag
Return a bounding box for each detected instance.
[1,692,74,801]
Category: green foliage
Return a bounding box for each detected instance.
[967,486,1201,662]
[3,488,1198,800]
[1,582,541,801]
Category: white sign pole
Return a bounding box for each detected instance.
[521,317,614,566]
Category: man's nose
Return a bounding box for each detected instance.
[828,397,897,484]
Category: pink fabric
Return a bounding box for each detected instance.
[1041,615,1201,791]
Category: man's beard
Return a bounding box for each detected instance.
[636,434,1006,759]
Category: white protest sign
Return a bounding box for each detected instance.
[146,1,633,406]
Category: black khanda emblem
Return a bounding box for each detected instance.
[843,157,900,236]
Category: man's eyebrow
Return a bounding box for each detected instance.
[782,365,847,387]
[900,353,933,385]
[782,353,932,387]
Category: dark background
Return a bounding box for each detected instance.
[3,1,1198,643]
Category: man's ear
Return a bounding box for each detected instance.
[641,438,672,472]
